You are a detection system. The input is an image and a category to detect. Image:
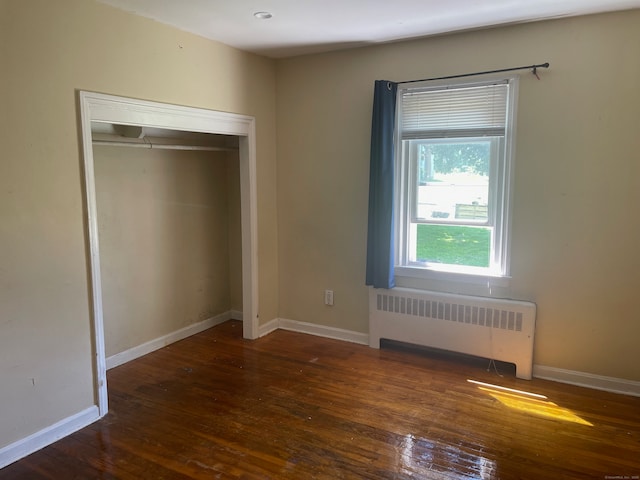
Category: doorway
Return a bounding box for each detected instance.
[78,91,259,417]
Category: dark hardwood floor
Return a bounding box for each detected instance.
[2,320,639,479]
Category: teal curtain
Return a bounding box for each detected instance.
[366,80,397,289]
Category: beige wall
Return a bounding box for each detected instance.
[276,10,640,382]
[0,0,277,449]
[94,146,241,357]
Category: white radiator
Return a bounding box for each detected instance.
[369,287,536,379]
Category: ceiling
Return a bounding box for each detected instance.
[97,0,640,58]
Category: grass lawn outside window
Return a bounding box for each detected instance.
[416,224,490,267]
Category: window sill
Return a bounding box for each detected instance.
[395,265,511,288]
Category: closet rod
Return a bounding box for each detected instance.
[92,140,238,152]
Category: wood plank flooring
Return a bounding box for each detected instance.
[2,320,639,479]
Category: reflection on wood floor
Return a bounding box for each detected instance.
[2,320,639,479]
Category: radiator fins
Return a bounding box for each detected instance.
[375,294,524,332]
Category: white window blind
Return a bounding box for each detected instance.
[401,81,509,140]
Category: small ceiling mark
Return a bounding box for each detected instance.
[253,11,273,20]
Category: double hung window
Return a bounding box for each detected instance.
[394,77,518,279]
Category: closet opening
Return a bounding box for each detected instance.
[78,92,259,418]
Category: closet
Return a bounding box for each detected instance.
[91,123,242,365]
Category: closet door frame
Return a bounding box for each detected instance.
[78,91,259,417]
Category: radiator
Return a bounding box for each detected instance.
[369,287,536,379]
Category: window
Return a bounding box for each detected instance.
[394,77,518,280]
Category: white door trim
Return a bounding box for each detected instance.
[78,91,259,417]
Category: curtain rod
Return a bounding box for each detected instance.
[398,62,550,84]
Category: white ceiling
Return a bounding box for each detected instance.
[97,0,640,58]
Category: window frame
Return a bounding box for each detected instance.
[393,75,519,284]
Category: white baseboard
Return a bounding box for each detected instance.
[0,406,99,469]
[261,318,368,345]
[258,318,280,338]
[533,365,640,397]
[230,310,243,321]
[106,311,232,370]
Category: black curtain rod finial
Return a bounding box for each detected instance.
[532,62,550,80]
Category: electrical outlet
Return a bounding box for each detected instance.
[324,289,334,306]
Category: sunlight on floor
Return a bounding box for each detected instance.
[468,380,593,426]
